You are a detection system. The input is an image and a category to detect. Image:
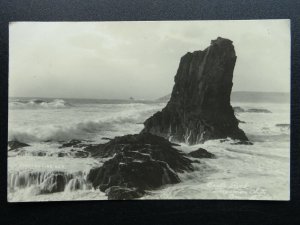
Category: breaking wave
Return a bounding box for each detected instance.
[9,99,72,109]
[8,170,94,201]
[8,102,164,143]
[8,116,143,143]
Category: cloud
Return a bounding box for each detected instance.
[9,20,290,99]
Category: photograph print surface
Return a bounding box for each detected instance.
[8,20,290,201]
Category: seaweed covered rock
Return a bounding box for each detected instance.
[141,37,248,144]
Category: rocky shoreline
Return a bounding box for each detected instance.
[8,37,252,200]
[8,134,216,200]
[85,133,207,199]
[80,37,247,199]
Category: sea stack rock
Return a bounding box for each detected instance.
[141,37,248,144]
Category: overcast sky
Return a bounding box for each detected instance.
[9,20,290,100]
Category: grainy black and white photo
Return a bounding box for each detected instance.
[8,20,290,201]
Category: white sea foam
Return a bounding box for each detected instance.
[7,155,103,202]
[7,99,290,201]
[9,99,71,109]
[8,102,164,143]
[8,120,120,142]
[143,138,289,200]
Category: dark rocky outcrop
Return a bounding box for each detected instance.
[86,133,194,199]
[85,133,192,172]
[72,150,90,158]
[58,139,89,148]
[106,186,145,200]
[276,123,290,129]
[141,37,248,145]
[233,106,245,113]
[8,140,30,151]
[59,139,81,148]
[233,107,271,114]
[188,148,215,159]
[101,137,113,141]
[219,139,253,145]
[57,152,68,157]
[49,150,90,158]
[33,99,46,104]
[246,108,271,113]
[87,149,181,192]
[36,152,47,156]
[230,140,253,145]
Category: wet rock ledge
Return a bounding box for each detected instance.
[85,133,204,200]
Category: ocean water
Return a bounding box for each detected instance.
[7,97,290,201]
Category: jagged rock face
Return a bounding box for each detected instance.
[141,37,248,144]
[84,133,194,172]
[88,152,181,192]
[86,133,195,198]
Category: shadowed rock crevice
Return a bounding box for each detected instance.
[141,37,248,144]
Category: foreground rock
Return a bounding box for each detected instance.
[106,186,145,200]
[86,133,194,199]
[85,133,193,172]
[141,37,248,144]
[8,140,30,151]
[188,148,215,159]
[88,150,181,193]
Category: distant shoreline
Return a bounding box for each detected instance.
[9,91,290,102]
[156,91,290,103]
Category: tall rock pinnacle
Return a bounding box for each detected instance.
[141,37,248,144]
